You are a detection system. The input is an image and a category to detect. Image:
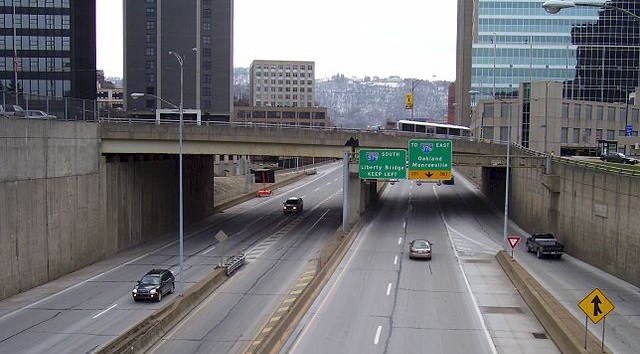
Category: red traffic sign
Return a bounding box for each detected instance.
[507,236,521,249]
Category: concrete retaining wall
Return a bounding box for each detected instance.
[0,119,217,300]
[0,119,101,299]
[459,157,640,288]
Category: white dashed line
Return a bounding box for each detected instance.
[201,245,216,255]
[386,283,392,296]
[394,255,398,265]
[374,325,382,345]
[398,237,402,245]
[93,304,117,319]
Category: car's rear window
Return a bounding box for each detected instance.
[286,198,300,204]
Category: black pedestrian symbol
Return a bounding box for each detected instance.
[591,295,603,317]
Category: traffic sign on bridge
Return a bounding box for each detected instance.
[407,139,452,180]
[358,149,406,179]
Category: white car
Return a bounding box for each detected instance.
[16,109,57,119]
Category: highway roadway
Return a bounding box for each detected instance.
[281,174,559,354]
[0,163,344,354]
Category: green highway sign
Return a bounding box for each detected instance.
[407,139,452,180]
[359,149,407,179]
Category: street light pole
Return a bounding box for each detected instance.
[169,50,185,296]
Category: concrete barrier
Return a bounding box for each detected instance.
[245,219,364,354]
[496,251,609,354]
[96,267,228,354]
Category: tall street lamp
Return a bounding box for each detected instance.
[130,49,186,296]
[169,50,185,296]
[468,90,484,138]
[543,0,640,20]
[469,90,513,251]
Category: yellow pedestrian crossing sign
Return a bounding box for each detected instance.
[578,288,614,324]
[405,93,413,109]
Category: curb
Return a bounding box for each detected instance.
[496,251,609,354]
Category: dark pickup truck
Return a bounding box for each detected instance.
[526,233,564,259]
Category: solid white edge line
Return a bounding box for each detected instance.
[386,283,392,296]
[287,222,370,353]
[93,303,117,319]
[433,185,499,354]
[374,325,382,345]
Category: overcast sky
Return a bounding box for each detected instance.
[97,1,457,81]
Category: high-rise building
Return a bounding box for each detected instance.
[124,0,233,121]
[0,0,96,107]
[249,60,316,108]
[455,0,601,127]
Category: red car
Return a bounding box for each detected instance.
[256,189,272,197]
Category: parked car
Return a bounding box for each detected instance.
[15,109,57,119]
[408,239,432,260]
[132,269,175,302]
[256,189,272,197]
[600,152,639,165]
[526,233,564,259]
[0,104,24,116]
[282,197,303,213]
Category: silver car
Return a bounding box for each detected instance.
[409,239,432,260]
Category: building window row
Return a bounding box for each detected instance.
[0,35,70,51]
[561,102,639,124]
[0,56,70,72]
[254,64,313,71]
[257,79,313,86]
[0,0,70,7]
[0,14,70,29]
[256,71,312,78]
[255,85,311,92]
[1,78,69,98]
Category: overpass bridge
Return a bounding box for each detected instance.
[2,117,639,302]
[99,120,546,169]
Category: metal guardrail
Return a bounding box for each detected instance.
[223,252,246,276]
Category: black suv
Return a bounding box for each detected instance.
[132,269,175,302]
[283,197,304,213]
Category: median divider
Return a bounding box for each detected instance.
[496,251,609,354]
[244,219,364,354]
[96,267,229,354]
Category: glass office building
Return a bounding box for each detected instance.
[0,0,96,103]
[472,0,601,101]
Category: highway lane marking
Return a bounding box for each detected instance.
[201,245,216,255]
[398,237,403,245]
[287,220,370,353]
[386,283,392,296]
[93,304,117,319]
[433,186,499,354]
[314,187,320,192]
[394,255,398,265]
[374,325,382,345]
